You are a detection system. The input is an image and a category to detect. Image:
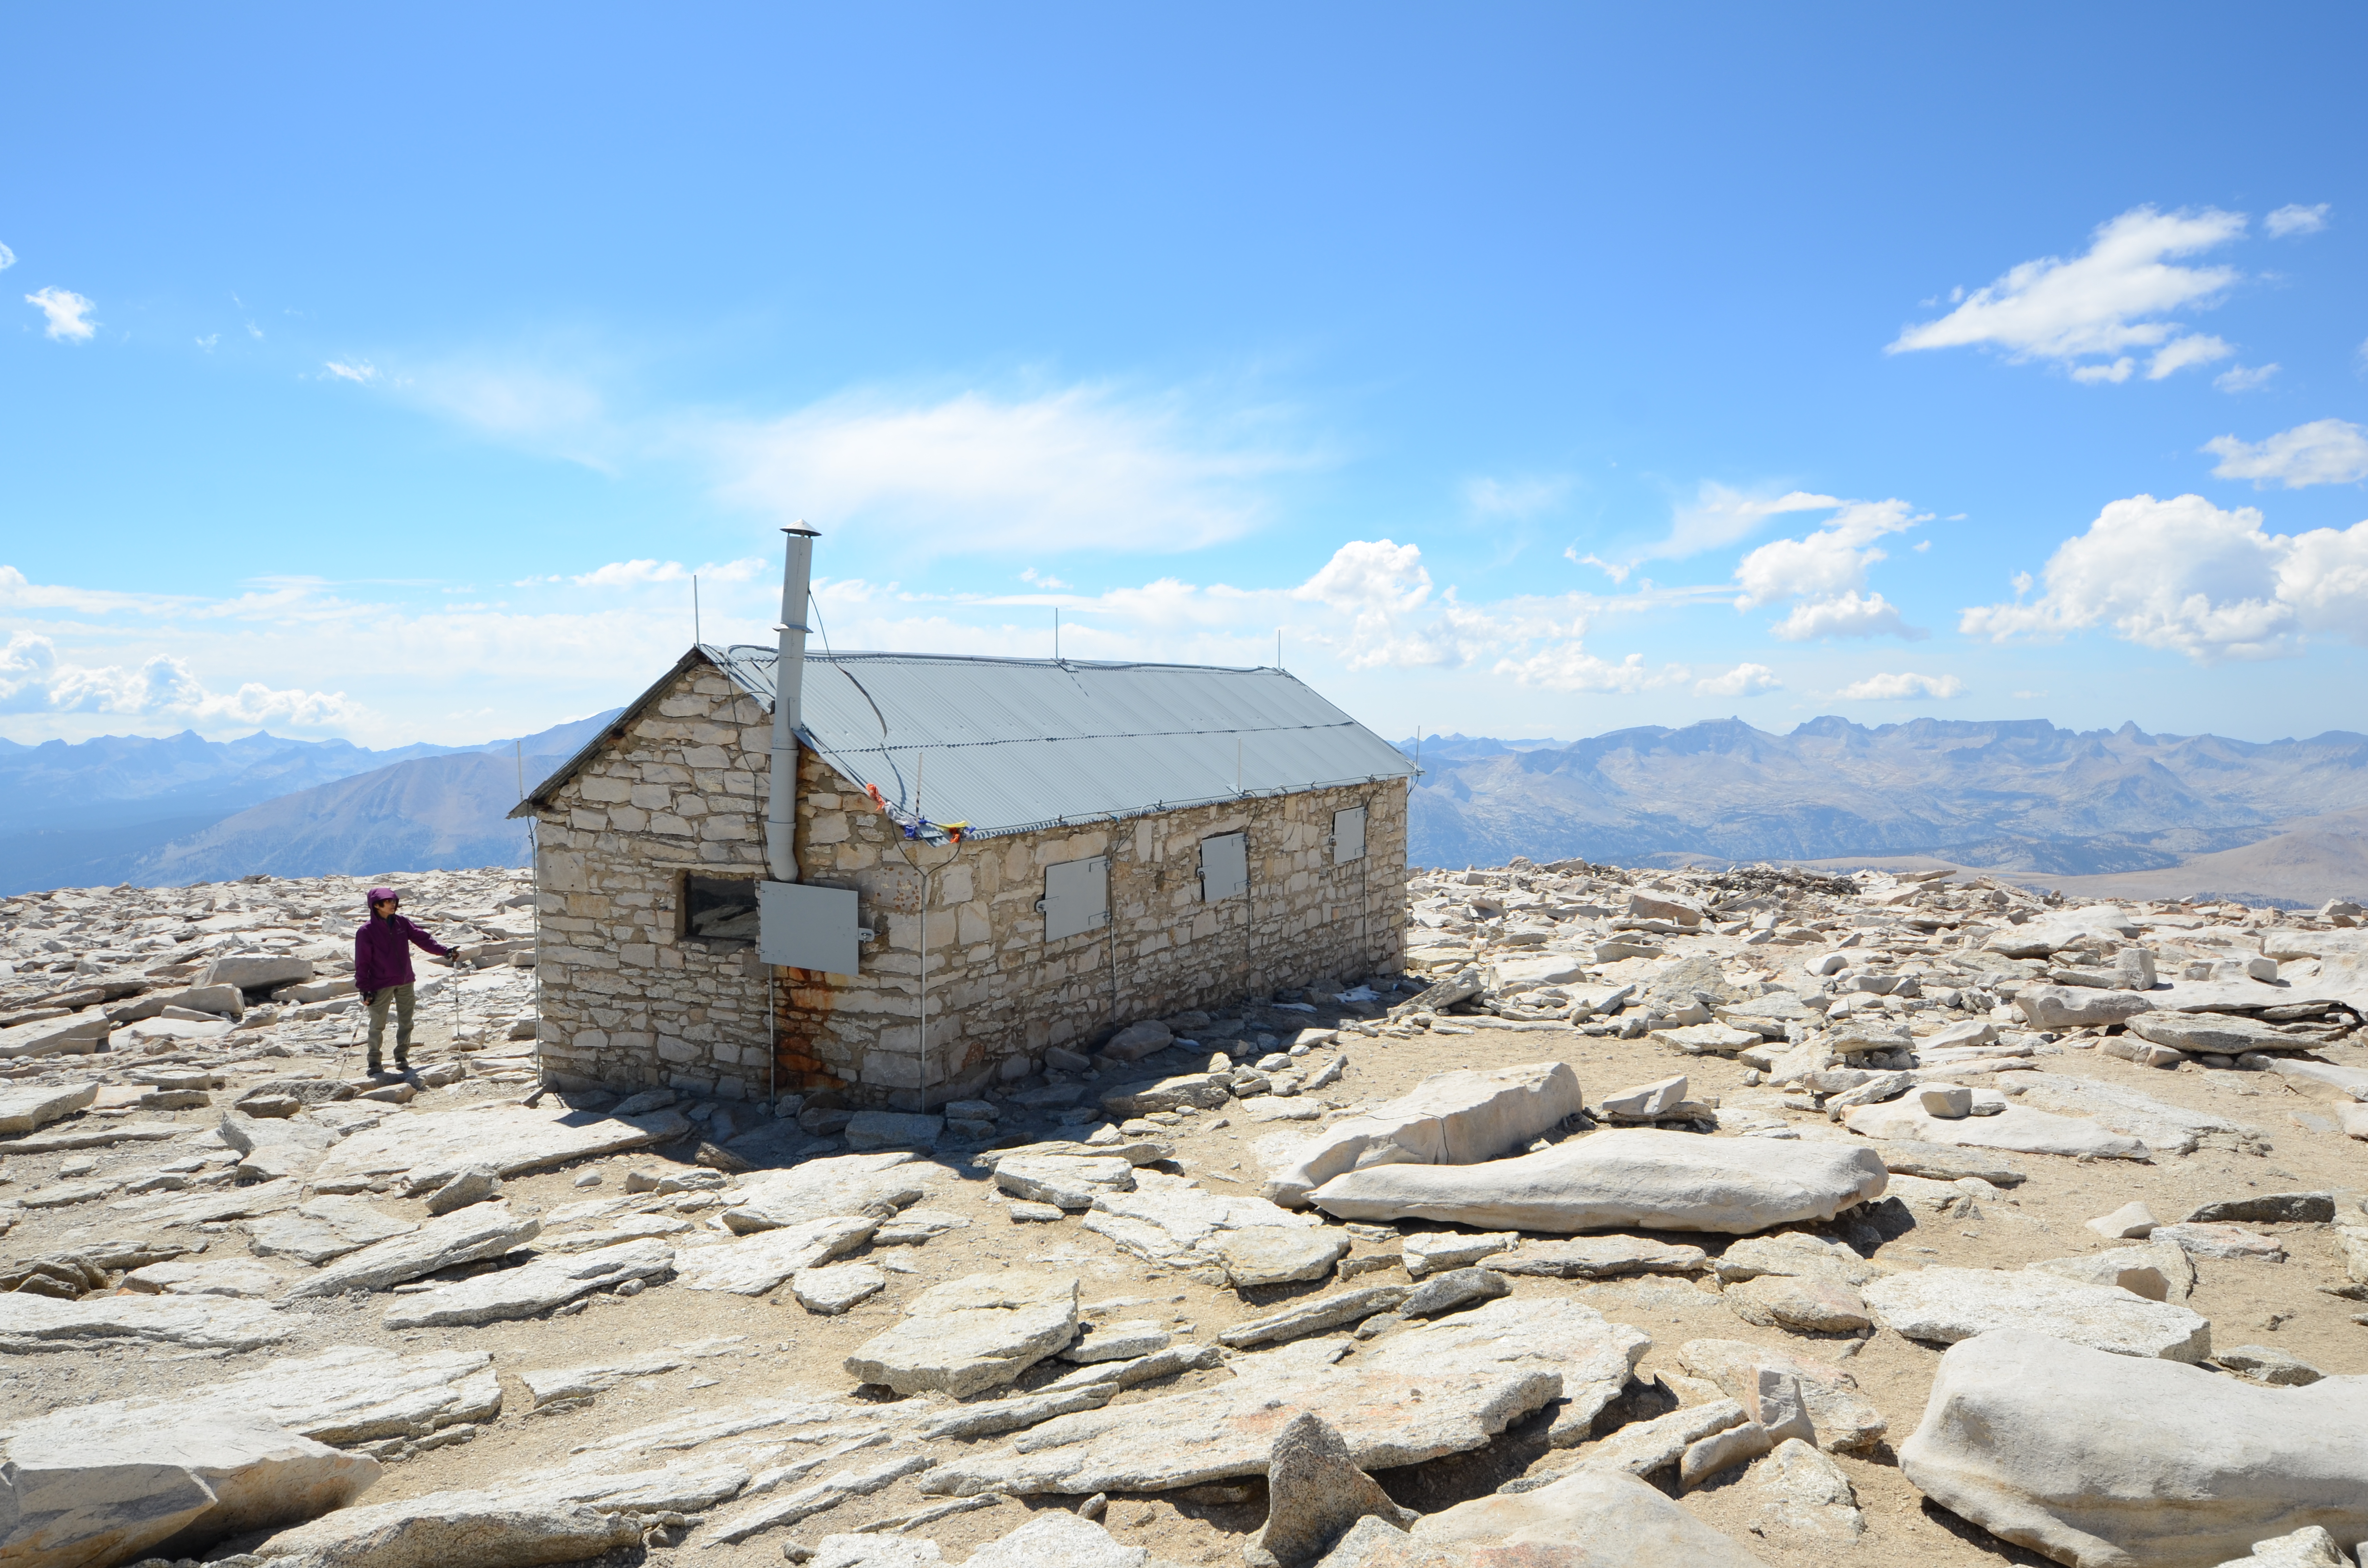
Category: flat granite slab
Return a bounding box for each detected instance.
[309,1103,692,1191]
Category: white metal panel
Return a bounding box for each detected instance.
[1200,832,1248,901]
[759,880,861,975]
[1332,806,1367,864]
[1042,855,1109,942]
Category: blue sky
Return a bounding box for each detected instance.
[5,5,2366,751]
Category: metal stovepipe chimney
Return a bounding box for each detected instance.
[765,526,819,885]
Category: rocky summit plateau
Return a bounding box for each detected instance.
[4,858,2368,1568]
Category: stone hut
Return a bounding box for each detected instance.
[512,646,1413,1109]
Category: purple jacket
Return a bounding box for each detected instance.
[355,914,450,995]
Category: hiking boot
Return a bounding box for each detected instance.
[394,1054,411,1076]
[365,1058,385,1078]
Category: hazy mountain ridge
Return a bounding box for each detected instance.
[0,711,619,894]
[1403,717,2368,892]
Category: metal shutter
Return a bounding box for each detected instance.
[1199,832,1248,901]
[1332,806,1367,864]
[1041,856,1110,942]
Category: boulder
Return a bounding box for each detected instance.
[2182,1191,2336,1225]
[0,1080,98,1135]
[1841,1100,2150,1159]
[247,1198,419,1265]
[244,1487,641,1568]
[1400,1231,1516,1278]
[1060,1319,1172,1363]
[1307,1129,1887,1235]
[1863,1267,2212,1361]
[1220,1287,1410,1348]
[119,1258,285,1298]
[1082,1170,1326,1270]
[2013,985,2154,1030]
[1601,1075,1689,1118]
[844,1110,943,1152]
[0,1291,296,1354]
[846,1270,1081,1397]
[0,1408,378,1568]
[793,1263,888,1315]
[1247,1411,1418,1568]
[2131,1012,2292,1055]
[1101,1020,1174,1062]
[2084,1200,2159,1240]
[2151,1223,2287,1262]
[1746,1437,1864,1543]
[1678,1338,1886,1453]
[995,1155,1137,1211]
[52,1345,500,1444]
[1486,1236,1706,1280]
[1898,1329,2368,1568]
[308,1102,692,1191]
[961,1512,1163,1568]
[422,1165,501,1216]
[1397,1268,1511,1319]
[0,1013,110,1061]
[1311,1464,1768,1567]
[674,1215,879,1296]
[382,1237,675,1328]
[1725,1274,1872,1333]
[1209,1226,1350,1288]
[201,953,313,991]
[919,1297,1639,1499]
[283,1200,542,1298]
[722,1151,931,1233]
[1099,1073,1231,1117]
[519,1351,688,1410]
[1997,1072,2250,1157]
[1256,1062,1584,1208]
[2027,1243,2194,1304]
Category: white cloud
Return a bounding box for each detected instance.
[0,242,14,270]
[2145,334,2232,380]
[323,360,380,384]
[1494,644,1686,694]
[0,632,363,727]
[1466,475,1573,518]
[25,286,97,343]
[569,556,764,588]
[1292,539,1432,613]
[2265,203,2330,238]
[196,333,219,352]
[2213,364,2279,393]
[1887,206,2246,381]
[2203,419,2368,488]
[1695,662,1780,697]
[1575,485,1836,580]
[1732,497,1924,608]
[1840,671,1964,701]
[1768,589,1925,641]
[710,384,1312,554]
[1959,491,2368,661]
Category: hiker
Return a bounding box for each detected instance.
[355,886,461,1076]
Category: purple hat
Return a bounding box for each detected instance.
[367,887,399,904]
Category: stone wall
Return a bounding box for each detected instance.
[529,654,1409,1107]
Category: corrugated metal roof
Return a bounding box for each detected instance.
[703,646,1413,839]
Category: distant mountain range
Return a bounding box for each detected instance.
[1399,717,2368,906]
[0,713,618,894]
[12,710,2364,903]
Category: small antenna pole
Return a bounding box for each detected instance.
[1277,628,1282,668]
[693,575,702,647]
[1054,608,1061,662]
[514,738,524,799]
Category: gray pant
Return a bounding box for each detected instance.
[365,983,417,1061]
